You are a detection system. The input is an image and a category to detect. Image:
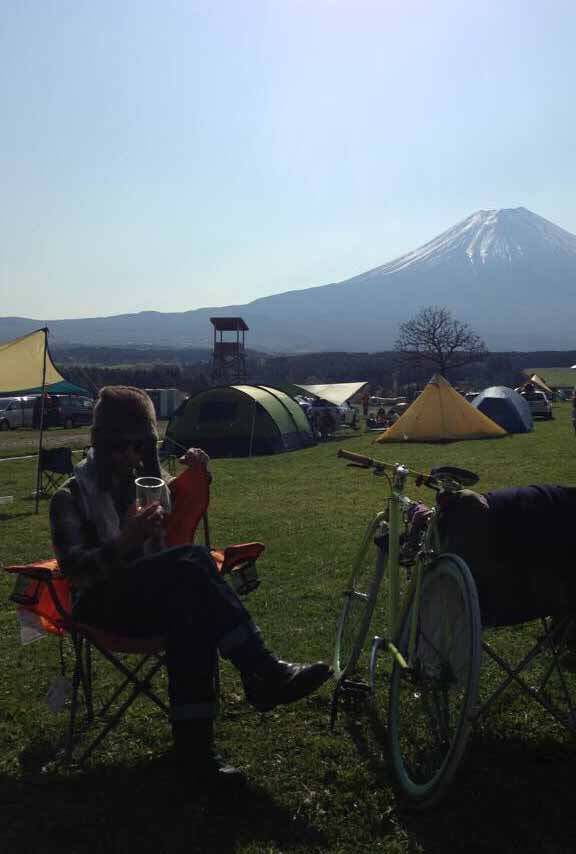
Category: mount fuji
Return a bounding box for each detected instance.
[2,207,575,352]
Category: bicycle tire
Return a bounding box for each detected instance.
[387,554,481,808]
[333,513,388,682]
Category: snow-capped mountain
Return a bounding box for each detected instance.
[2,207,575,352]
[352,207,576,277]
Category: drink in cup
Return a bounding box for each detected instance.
[135,476,166,510]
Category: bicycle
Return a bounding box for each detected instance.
[331,448,482,808]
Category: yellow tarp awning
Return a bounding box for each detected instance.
[0,329,66,394]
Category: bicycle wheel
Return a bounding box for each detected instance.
[333,513,388,682]
[387,554,481,808]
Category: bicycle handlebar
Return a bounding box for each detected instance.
[337,448,430,482]
[337,449,479,491]
[336,449,375,468]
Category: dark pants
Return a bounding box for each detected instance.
[73,545,260,720]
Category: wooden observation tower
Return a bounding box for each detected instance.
[210,316,249,384]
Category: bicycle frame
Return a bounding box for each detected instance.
[369,464,441,681]
[334,449,468,693]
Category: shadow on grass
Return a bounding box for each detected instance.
[4,739,328,854]
[396,734,576,854]
[339,698,576,853]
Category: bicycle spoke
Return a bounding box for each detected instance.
[387,556,481,807]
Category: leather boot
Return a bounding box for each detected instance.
[241,660,332,713]
[171,719,245,789]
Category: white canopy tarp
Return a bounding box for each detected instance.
[294,382,368,406]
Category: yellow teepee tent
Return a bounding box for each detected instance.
[527,374,553,395]
[376,374,507,443]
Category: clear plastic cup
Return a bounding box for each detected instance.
[135,476,165,510]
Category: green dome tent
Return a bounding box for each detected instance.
[163,384,316,457]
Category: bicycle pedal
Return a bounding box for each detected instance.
[341,679,371,694]
[340,679,372,714]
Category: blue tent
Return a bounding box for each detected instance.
[472,386,533,433]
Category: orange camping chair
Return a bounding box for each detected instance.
[4,459,265,767]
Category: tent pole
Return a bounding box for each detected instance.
[248,397,256,458]
[34,327,49,514]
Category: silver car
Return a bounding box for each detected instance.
[0,396,36,430]
[520,390,553,419]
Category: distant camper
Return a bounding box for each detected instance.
[144,388,188,419]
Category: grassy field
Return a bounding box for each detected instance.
[1,403,576,853]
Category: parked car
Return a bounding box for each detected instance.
[518,389,553,419]
[296,397,359,432]
[50,395,95,429]
[0,396,36,430]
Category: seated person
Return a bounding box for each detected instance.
[436,484,576,628]
[376,407,387,425]
[49,386,331,789]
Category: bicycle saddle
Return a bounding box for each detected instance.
[429,466,479,488]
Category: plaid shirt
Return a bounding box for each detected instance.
[50,478,144,595]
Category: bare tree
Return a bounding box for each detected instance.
[394,306,487,377]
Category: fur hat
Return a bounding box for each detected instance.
[91,386,158,447]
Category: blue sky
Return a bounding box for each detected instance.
[2,0,576,325]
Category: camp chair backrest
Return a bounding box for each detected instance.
[41,447,74,475]
[165,458,210,547]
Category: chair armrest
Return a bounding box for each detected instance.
[4,564,63,581]
[220,542,265,573]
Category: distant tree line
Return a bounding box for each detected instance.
[56,349,573,400]
[53,302,576,399]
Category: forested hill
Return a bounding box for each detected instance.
[55,347,576,399]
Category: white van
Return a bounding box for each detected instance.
[0,396,37,430]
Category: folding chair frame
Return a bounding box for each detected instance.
[8,565,170,768]
[38,447,75,498]
[64,631,169,767]
[473,616,576,734]
[6,541,262,769]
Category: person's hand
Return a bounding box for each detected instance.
[179,447,210,469]
[119,502,165,552]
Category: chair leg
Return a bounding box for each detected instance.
[480,627,576,734]
[78,653,168,767]
[81,639,94,720]
[62,635,85,765]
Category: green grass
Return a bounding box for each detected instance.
[2,408,576,853]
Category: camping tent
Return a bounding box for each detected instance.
[376,374,507,443]
[293,382,368,405]
[164,384,315,457]
[471,386,533,433]
[525,373,553,395]
[0,328,91,396]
